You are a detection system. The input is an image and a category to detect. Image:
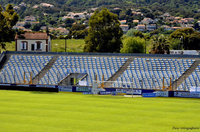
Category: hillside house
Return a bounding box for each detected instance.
[120,25,129,32]
[141,18,154,24]
[24,16,36,22]
[135,24,146,31]
[146,24,157,31]
[15,32,51,52]
[120,20,127,24]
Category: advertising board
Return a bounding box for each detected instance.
[142,93,156,97]
[155,91,169,97]
[174,92,200,98]
[58,86,72,92]
[76,86,91,92]
[116,89,142,95]
[99,91,113,95]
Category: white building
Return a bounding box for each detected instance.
[135,24,146,31]
[120,25,129,32]
[15,32,51,52]
[40,3,54,8]
[24,16,36,22]
[141,18,155,24]
[119,20,127,25]
[146,24,157,31]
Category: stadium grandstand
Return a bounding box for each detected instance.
[0,51,200,91]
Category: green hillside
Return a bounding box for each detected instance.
[1,0,200,10]
[1,0,200,19]
[1,0,200,7]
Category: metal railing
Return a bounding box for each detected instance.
[0,51,6,63]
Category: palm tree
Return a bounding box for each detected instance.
[150,34,170,54]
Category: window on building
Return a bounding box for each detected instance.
[36,41,42,50]
[21,41,28,50]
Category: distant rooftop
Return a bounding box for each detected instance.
[15,32,49,40]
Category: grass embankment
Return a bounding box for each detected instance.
[0,90,199,132]
[4,39,85,52]
[51,39,85,52]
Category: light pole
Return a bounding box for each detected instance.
[145,38,146,54]
[64,35,68,52]
[180,36,183,50]
[55,44,58,53]
[65,37,67,52]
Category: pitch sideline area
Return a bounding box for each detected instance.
[0,90,199,132]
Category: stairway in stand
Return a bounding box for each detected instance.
[104,57,134,87]
[172,59,200,90]
[32,55,59,84]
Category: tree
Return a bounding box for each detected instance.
[169,38,181,50]
[64,18,75,28]
[194,21,200,31]
[126,29,138,37]
[0,4,19,51]
[24,22,31,29]
[111,8,122,16]
[49,20,57,25]
[126,28,144,38]
[68,24,87,39]
[84,8,123,53]
[170,28,200,50]
[133,31,144,38]
[70,24,86,31]
[120,37,145,53]
[150,35,170,54]
[31,23,41,31]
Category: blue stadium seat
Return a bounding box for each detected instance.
[116,58,195,90]
[0,55,52,84]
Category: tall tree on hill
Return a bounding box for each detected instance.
[150,35,170,54]
[84,8,123,53]
[120,37,145,53]
[0,4,19,52]
[170,28,200,50]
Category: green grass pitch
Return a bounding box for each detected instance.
[0,90,200,132]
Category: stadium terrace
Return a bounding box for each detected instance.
[0,51,200,98]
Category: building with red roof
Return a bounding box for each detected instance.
[15,32,51,52]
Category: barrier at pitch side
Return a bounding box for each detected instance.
[142,93,156,97]
[72,86,91,92]
[155,91,169,97]
[174,92,200,98]
[102,88,142,95]
[154,91,174,97]
[58,86,72,92]
[102,88,154,95]
[116,89,142,95]
[99,91,114,95]
[0,84,58,92]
